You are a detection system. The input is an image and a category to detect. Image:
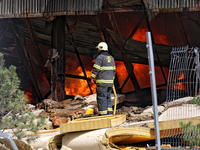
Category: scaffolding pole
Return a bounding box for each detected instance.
[146,32,161,150]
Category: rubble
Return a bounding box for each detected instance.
[1,96,198,150]
[32,96,195,126]
[33,93,126,127]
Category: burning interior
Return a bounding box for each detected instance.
[1,10,200,107]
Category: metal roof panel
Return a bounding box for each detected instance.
[0,0,103,18]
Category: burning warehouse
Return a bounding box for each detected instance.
[1,0,200,104]
[1,0,200,149]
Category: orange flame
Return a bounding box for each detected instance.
[174,73,185,90]
[24,91,34,104]
[116,61,168,93]
[62,26,170,96]
[130,27,169,45]
[65,66,96,97]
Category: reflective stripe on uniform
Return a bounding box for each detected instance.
[91,73,96,78]
[93,64,115,70]
[99,110,107,115]
[93,64,100,69]
[100,66,115,70]
[107,108,113,111]
[96,79,114,83]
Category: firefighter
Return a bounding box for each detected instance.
[91,42,116,116]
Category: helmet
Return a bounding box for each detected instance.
[96,42,108,51]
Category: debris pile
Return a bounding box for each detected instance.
[0,96,196,150]
[32,95,193,127]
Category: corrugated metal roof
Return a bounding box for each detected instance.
[0,0,103,18]
[145,0,200,12]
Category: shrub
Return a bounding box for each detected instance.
[0,52,46,143]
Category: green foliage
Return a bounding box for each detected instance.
[0,53,47,143]
[192,96,200,105]
[179,95,200,148]
[179,121,200,148]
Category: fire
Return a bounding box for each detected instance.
[174,73,185,90]
[130,27,169,45]
[116,61,168,93]
[114,25,170,92]
[65,66,96,97]
[62,26,170,96]
[24,91,34,104]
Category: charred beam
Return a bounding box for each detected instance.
[180,13,200,28]
[145,16,167,84]
[25,18,51,85]
[0,25,10,43]
[100,21,145,93]
[65,16,81,39]
[123,13,147,47]
[120,13,147,90]
[103,0,110,7]
[91,16,106,42]
[51,16,66,102]
[12,21,43,102]
[66,19,93,94]
[65,74,91,80]
[107,12,145,105]
[175,12,190,46]
[143,0,155,20]
[19,40,41,67]
[25,18,44,66]
[119,76,129,91]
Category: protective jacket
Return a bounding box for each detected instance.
[91,51,116,87]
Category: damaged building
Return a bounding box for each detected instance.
[1,0,200,149]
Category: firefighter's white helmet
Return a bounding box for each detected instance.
[96,42,108,51]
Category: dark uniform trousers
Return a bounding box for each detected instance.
[96,85,113,115]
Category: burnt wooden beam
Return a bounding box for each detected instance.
[0,25,10,43]
[25,18,51,85]
[12,21,43,102]
[103,0,110,7]
[101,23,148,64]
[51,22,57,101]
[143,0,155,21]
[119,76,129,91]
[21,38,40,71]
[51,16,66,102]
[65,74,91,80]
[66,19,93,94]
[180,13,200,28]
[25,18,44,66]
[120,13,147,90]
[107,12,146,104]
[11,29,41,69]
[175,12,190,46]
[123,13,147,48]
[51,49,57,101]
[65,16,81,39]
[91,16,106,42]
[19,39,41,67]
[100,20,144,93]
[196,12,200,25]
[145,16,167,84]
